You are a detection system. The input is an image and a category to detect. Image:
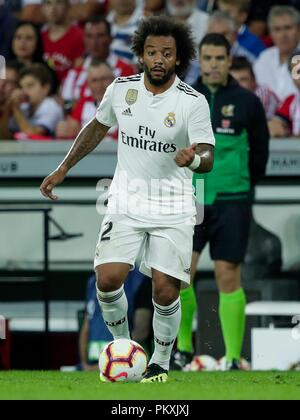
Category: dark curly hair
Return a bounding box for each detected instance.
[131,16,196,77]
[10,22,44,63]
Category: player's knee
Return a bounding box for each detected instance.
[95,267,124,293]
[153,272,181,306]
[153,286,179,307]
[215,262,241,293]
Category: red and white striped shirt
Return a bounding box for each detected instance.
[276,93,300,136]
[61,54,136,101]
[71,96,118,140]
[255,85,280,121]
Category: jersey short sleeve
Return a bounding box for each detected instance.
[188,95,215,147]
[95,82,118,127]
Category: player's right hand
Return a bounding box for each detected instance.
[40,168,66,201]
[174,143,198,168]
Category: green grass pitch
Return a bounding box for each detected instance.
[0,371,299,400]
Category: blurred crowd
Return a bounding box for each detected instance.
[1,0,300,140]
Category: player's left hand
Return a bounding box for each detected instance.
[174,143,198,167]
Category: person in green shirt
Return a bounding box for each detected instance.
[172,34,269,371]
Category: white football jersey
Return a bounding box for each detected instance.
[96,73,215,225]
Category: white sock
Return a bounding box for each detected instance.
[96,286,130,340]
[150,298,181,371]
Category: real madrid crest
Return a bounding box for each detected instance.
[164,112,176,128]
[125,89,138,106]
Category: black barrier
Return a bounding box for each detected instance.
[0,207,52,368]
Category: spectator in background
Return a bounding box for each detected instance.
[217,0,266,58]
[0,61,24,139]
[42,0,84,82]
[61,16,136,102]
[57,60,115,139]
[107,0,143,63]
[10,22,44,66]
[20,0,108,25]
[247,0,294,46]
[254,6,300,101]
[166,0,209,47]
[8,63,64,138]
[230,56,280,120]
[0,1,18,59]
[196,0,211,11]
[207,11,256,62]
[143,0,166,16]
[20,0,50,24]
[269,50,300,137]
[247,2,273,48]
[165,0,209,84]
[185,10,256,85]
[9,22,59,95]
[67,0,108,23]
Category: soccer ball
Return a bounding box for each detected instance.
[184,355,218,372]
[99,339,148,383]
[217,356,251,371]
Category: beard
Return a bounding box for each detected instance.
[144,64,177,87]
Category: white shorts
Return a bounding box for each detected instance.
[94,215,195,284]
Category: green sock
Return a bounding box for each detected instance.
[177,287,197,353]
[219,288,246,362]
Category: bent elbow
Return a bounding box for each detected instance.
[196,158,214,174]
[204,159,214,173]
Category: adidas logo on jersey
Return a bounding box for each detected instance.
[122,108,133,116]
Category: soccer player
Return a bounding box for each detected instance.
[40,16,215,383]
[173,34,269,371]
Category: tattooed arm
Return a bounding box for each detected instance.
[40,119,110,200]
[175,143,214,174]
